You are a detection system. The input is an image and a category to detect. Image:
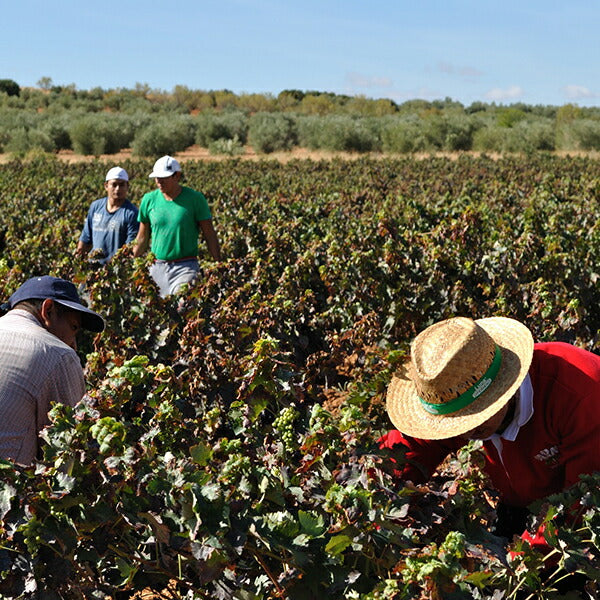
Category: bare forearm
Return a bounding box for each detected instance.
[133,223,150,257]
[76,241,92,256]
[133,240,149,257]
[200,220,222,261]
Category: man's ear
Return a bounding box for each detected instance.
[39,298,54,327]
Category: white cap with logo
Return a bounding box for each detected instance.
[105,166,129,181]
[149,156,181,178]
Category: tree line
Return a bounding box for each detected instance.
[1,77,600,156]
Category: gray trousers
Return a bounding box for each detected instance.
[149,259,199,297]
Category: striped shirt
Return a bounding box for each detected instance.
[0,309,85,464]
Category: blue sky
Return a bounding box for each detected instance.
[3,0,599,107]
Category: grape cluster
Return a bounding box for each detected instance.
[23,517,44,553]
[440,531,465,556]
[220,455,251,483]
[90,417,127,454]
[273,406,299,452]
[205,406,221,433]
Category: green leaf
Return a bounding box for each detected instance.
[0,483,16,519]
[325,534,353,556]
[54,472,76,493]
[464,571,494,588]
[115,557,137,586]
[292,533,311,547]
[146,477,169,495]
[190,441,213,466]
[201,482,221,501]
[298,510,327,537]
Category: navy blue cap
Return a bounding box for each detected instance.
[5,276,104,332]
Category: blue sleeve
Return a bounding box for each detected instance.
[125,207,140,243]
[79,206,94,244]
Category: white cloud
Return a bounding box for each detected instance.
[384,86,441,103]
[345,72,393,89]
[436,61,483,79]
[413,86,442,99]
[563,84,595,99]
[485,85,524,101]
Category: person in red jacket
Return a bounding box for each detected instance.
[380,316,600,549]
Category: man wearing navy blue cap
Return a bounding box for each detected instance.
[0,276,104,465]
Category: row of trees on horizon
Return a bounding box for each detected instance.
[1,77,600,156]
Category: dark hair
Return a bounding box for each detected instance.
[13,298,44,312]
[14,298,69,317]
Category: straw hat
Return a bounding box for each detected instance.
[386,317,533,440]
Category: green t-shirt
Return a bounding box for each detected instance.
[138,186,212,261]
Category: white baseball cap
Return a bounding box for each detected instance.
[149,156,181,178]
[105,166,129,181]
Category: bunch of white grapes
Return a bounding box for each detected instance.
[273,405,299,452]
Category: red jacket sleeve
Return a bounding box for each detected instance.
[378,430,461,484]
[532,343,600,492]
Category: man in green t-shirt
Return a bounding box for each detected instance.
[133,155,221,296]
